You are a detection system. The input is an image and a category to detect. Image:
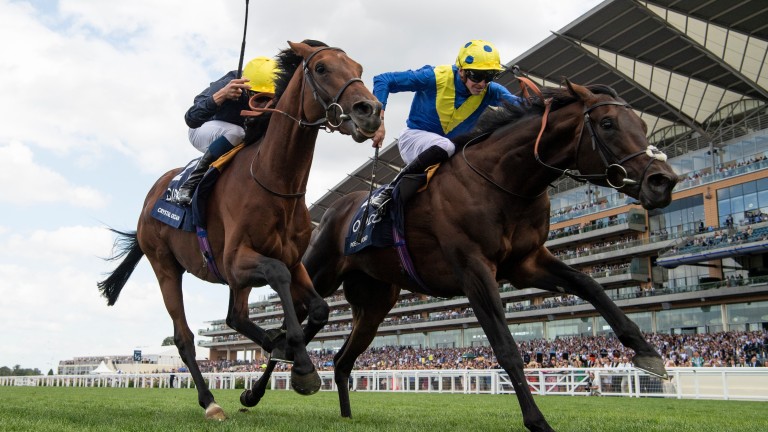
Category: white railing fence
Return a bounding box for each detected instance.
[2,368,766,401]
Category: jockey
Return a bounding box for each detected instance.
[176,56,278,206]
[369,40,524,208]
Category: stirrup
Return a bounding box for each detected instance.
[370,188,393,209]
[175,189,194,206]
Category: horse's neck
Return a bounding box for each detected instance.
[253,103,320,195]
[459,110,580,198]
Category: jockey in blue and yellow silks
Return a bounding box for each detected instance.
[370,40,523,209]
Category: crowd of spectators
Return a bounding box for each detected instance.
[664,223,768,256]
[195,330,766,373]
[551,235,638,260]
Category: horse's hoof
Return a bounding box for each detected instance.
[634,355,669,379]
[291,369,321,395]
[204,402,227,421]
[240,388,265,407]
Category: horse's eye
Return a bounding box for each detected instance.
[600,118,613,129]
[315,63,326,74]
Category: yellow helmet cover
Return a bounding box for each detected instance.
[455,40,502,71]
[242,56,278,93]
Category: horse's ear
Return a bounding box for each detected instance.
[288,41,312,58]
[564,78,595,102]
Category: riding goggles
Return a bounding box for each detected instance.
[464,69,499,83]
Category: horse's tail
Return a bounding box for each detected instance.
[97,228,144,306]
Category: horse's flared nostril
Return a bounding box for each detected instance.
[352,100,381,120]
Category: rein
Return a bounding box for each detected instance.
[461,134,548,200]
[249,148,307,198]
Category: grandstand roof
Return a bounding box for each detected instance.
[309,0,768,225]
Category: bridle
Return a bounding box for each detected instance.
[298,47,364,129]
[462,77,668,198]
[521,77,668,191]
[565,101,668,189]
[247,46,365,198]
[244,46,364,130]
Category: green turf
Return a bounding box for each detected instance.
[0,387,764,432]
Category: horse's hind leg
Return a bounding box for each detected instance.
[333,272,399,418]
[461,261,554,432]
[521,249,667,378]
[149,261,225,420]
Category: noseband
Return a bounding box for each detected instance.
[298,47,364,129]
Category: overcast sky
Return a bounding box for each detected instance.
[0,0,605,373]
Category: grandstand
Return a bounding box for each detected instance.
[198,0,768,363]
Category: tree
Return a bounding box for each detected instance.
[0,365,41,376]
[162,336,175,346]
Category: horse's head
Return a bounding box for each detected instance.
[286,41,381,142]
[565,80,678,210]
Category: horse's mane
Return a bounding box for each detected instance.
[243,39,330,145]
[454,83,620,147]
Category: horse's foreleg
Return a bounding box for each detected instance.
[462,261,554,432]
[521,249,667,378]
[292,264,330,345]
[257,258,320,395]
[332,274,399,418]
[240,357,278,407]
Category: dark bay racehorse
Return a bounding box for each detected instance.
[96,40,381,420]
[298,80,677,431]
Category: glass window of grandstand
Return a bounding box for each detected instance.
[648,195,704,237]
[597,312,652,335]
[665,261,714,291]
[672,104,768,185]
[429,329,461,348]
[464,327,490,347]
[726,301,768,332]
[400,333,426,349]
[370,335,398,349]
[657,306,722,334]
[509,322,544,341]
[717,178,768,227]
[547,317,593,338]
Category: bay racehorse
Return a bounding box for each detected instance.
[296,80,677,431]
[96,40,381,420]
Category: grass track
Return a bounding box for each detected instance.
[1,387,765,432]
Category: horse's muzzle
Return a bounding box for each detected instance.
[639,172,678,209]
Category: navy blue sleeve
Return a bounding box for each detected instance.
[184,72,234,128]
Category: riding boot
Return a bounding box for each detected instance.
[176,149,218,206]
[370,145,449,209]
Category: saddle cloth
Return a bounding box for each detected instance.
[150,143,245,231]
